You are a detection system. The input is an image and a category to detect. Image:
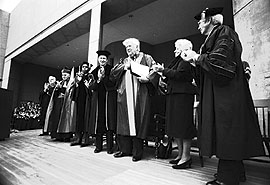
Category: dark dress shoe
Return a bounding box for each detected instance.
[107,150,114,154]
[132,156,141,162]
[39,133,48,136]
[63,138,71,142]
[94,148,102,153]
[70,141,81,146]
[206,179,224,185]
[169,158,181,164]
[80,143,90,147]
[54,138,63,142]
[172,158,192,169]
[113,152,131,158]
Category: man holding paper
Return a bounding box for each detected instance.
[110,38,158,162]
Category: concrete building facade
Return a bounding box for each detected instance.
[0,0,269,108]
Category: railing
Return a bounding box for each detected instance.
[253,99,270,159]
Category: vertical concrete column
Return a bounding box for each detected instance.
[1,59,11,89]
[87,3,102,70]
[233,0,270,99]
[0,10,10,88]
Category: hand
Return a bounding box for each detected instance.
[181,50,197,60]
[152,63,164,72]
[159,78,167,88]
[84,80,90,88]
[44,83,49,91]
[55,81,61,88]
[181,50,199,66]
[137,76,149,83]
[125,61,131,69]
[98,67,105,79]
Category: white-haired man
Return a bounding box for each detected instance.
[110,38,158,162]
[181,7,264,185]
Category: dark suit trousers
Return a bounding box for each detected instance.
[117,135,143,158]
[217,159,245,185]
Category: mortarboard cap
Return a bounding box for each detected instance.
[96,50,111,58]
[194,7,223,20]
[61,66,71,74]
[81,61,90,67]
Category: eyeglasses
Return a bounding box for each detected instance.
[198,19,206,25]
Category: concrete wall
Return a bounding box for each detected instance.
[6,0,89,56]
[0,10,9,86]
[233,0,270,99]
[9,62,59,108]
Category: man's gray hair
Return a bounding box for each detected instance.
[175,39,193,50]
[211,14,223,25]
[122,38,140,50]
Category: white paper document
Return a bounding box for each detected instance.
[130,62,150,78]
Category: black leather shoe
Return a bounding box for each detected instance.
[39,133,49,136]
[80,143,90,147]
[107,149,114,154]
[113,152,131,158]
[206,179,224,185]
[132,156,141,162]
[169,158,181,164]
[70,141,81,146]
[172,158,192,169]
[63,138,71,142]
[94,148,102,153]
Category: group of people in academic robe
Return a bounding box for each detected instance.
[41,67,75,142]
[38,50,118,153]
[37,6,266,185]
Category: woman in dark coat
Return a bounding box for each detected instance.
[153,39,197,169]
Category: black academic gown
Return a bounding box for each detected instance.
[39,85,54,130]
[195,24,265,160]
[88,64,117,135]
[45,81,66,139]
[73,74,92,133]
[110,53,158,139]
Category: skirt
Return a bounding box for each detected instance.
[165,93,196,139]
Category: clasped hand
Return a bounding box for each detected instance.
[181,50,199,66]
[125,61,131,69]
[137,76,149,83]
[152,63,164,72]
